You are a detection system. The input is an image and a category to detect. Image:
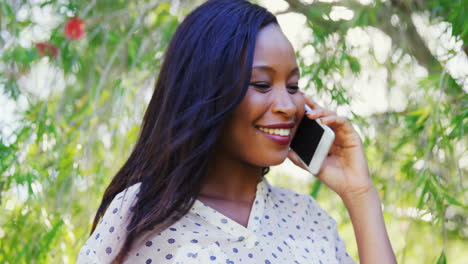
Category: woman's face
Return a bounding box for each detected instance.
[218,23,305,168]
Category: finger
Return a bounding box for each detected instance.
[301,93,336,116]
[287,149,311,173]
[302,94,325,111]
[305,108,331,119]
[319,115,356,135]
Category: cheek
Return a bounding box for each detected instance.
[229,91,267,142]
[293,94,306,119]
[229,89,269,130]
[219,91,274,164]
[228,92,292,166]
[219,91,262,147]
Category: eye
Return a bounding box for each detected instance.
[287,84,300,93]
[250,82,271,92]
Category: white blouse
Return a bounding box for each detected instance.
[77,177,355,263]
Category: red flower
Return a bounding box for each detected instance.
[64,16,85,40]
[35,42,58,57]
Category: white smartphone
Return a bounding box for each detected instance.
[290,105,335,175]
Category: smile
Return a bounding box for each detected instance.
[255,122,295,146]
[257,127,291,137]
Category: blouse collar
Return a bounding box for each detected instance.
[191,176,270,239]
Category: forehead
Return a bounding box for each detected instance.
[252,24,297,68]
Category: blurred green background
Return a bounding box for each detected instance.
[0,0,467,263]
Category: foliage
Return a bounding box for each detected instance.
[272,0,468,262]
[0,0,466,263]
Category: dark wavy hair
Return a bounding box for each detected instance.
[90,0,277,262]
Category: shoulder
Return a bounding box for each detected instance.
[77,183,142,263]
[107,182,142,216]
[96,182,142,227]
[267,181,314,207]
[267,182,356,262]
[268,181,337,226]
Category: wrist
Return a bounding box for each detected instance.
[341,185,380,208]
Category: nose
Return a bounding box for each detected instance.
[271,88,297,117]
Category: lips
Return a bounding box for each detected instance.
[256,122,295,145]
[258,127,291,136]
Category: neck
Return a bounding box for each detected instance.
[200,150,263,203]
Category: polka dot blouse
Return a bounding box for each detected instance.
[77,177,355,263]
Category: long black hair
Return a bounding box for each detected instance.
[90,0,277,262]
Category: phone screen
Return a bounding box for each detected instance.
[290,117,324,164]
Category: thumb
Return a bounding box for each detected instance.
[288,149,311,173]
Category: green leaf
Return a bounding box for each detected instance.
[417,180,429,209]
[441,192,465,208]
[107,32,120,45]
[4,80,20,100]
[346,55,361,73]
[310,180,322,198]
[428,180,444,213]
[436,251,446,264]
[1,2,14,17]
[40,1,54,8]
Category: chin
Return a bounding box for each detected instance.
[258,152,289,167]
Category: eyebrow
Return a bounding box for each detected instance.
[252,65,300,77]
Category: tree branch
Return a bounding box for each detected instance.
[282,0,443,75]
[274,8,293,16]
[375,5,439,74]
[282,0,342,32]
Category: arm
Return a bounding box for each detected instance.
[288,93,396,264]
[342,187,396,264]
[76,183,141,264]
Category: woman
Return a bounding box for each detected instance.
[77,0,396,263]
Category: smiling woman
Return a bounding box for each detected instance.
[76,0,396,263]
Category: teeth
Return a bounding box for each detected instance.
[258,127,291,136]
